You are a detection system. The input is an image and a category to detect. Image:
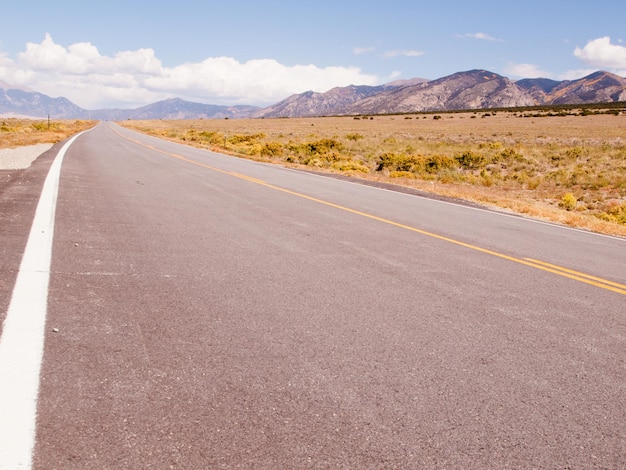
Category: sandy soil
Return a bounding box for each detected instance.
[0,144,52,170]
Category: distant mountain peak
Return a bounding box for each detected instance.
[1,69,624,120]
[385,77,429,87]
[517,70,626,105]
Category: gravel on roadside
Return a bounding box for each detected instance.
[0,143,53,170]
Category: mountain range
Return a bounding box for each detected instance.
[1,70,625,120]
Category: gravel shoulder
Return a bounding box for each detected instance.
[0,144,53,170]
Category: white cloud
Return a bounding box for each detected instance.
[459,33,501,42]
[504,63,608,81]
[574,36,626,69]
[145,57,379,105]
[556,68,601,80]
[353,46,375,55]
[504,63,554,79]
[382,50,424,59]
[0,34,381,109]
[18,34,163,76]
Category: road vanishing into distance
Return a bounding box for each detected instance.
[1,122,625,469]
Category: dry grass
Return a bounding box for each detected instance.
[117,111,623,237]
[0,118,97,149]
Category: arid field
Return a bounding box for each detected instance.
[0,119,96,148]
[119,110,626,237]
[2,114,624,236]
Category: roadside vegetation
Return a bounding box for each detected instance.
[119,107,624,237]
[0,118,96,149]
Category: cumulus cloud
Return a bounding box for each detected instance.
[504,63,554,79]
[17,34,162,76]
[574,36,626,71]
[145,57,378,105]
[504,63,600,81]
[382,50,424,59]
[0,34,381,109]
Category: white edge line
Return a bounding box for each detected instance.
[0,129,89,470]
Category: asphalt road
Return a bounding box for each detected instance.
[1,122,625,468]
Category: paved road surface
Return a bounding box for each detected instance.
[1,123,625,468]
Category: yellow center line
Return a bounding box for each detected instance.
[114,126,626,297]
[524,258,626,293]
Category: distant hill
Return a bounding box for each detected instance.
[0,82,260,120]
[1,70,625,120]
[0,82,85,119]
[252,70,539,118]
[343,69,536,115]
[514,77,561,103]
[545,72,626,104]
[517,71,626,105]
[252,84,404,118]
[89,98,260,120]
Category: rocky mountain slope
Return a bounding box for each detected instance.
[89,98,260,121]
[1,70,624,120]
[0,82,85,119]
[347,69,535,115]
[517,71,626,105]
[0,82,260,120]
[254,70,624,118]
[250,84,397,119]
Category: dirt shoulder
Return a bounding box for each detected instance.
[0,144,53,170]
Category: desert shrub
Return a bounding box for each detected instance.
[500,147,523,161]
[345,133,364,141]
[511,171,530,186]
[389,171,417,179]
[198,130,218,139]
[562,146,588,161]
[228,133,265,144]
[560,192,578,211]
[260,141,284,157]
[598,201,626,224]
[239,143,261,155]
[292,138,344,156]
[479,141,503,150]
[376,152,424,172]
[480,169,494,187]
[455,150,486,170]
[303,157,324,168]
[187,130,223,145]
[332,159,370,173]
[438,169,465,183]
[425,154,457,173]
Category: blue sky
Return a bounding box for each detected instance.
[1,0,625,109]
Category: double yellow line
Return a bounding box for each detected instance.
[114,126,626,297]
[522,258,626,295]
